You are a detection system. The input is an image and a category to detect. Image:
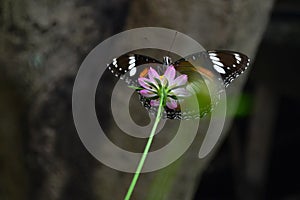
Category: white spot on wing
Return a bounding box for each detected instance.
[213,64,226,74]
[212,60,224,67]
[235,56,242,61]
[129,67,137,76]
[128,63,135,70]
[112,58,117,66]
[210,56,220,61]
[234,53,241,61]
[129,59,136,64]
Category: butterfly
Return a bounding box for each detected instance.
[107,50,250,119]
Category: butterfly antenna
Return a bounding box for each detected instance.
[167,31,177,57]
[164,31,177,66]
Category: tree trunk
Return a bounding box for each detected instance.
[0,0,274,199]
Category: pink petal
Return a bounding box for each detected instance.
[172,88,190,97]
[140,89,156,98]
[164,65,176,82]
[138,77,153,90]
[148,67,160,80]
[166,99,178,109]
[173,74,187,86]
[150,100,160,107]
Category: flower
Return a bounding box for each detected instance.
[138,65,189,109]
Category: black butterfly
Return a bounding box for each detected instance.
[107,50,250,119]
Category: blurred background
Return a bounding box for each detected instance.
[0,0,299,199]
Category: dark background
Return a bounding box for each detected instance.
[196,1,300,199]
[0,0,299,199]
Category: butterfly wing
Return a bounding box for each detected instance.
[107,53,162,79]
[171,50,250,119]
[172,52,222,119]
[208,50,250,87]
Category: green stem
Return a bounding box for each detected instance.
[124,90,165,200]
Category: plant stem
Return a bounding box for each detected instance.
[124,90,165,200]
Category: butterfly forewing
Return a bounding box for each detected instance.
[107,53,162,80]
[208,50,250,87]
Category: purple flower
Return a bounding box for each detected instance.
[138,65,189,109]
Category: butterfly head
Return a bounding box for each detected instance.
[163,56,172,67]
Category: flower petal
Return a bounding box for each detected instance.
[166,99,178,109]
[173,74,188,86]
[140,89,157,98]
[164,65,176,82]
[138,77,154,90]
[150,100,160,107]
[172,88,190,97]
[148,67,160,80]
